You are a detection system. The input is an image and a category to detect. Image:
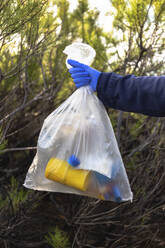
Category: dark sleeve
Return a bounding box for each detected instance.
[96,72,165,117]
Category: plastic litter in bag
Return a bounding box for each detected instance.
[24,42,133,202]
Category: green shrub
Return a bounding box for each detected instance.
[0,176,30,213]
[45,226,71,248]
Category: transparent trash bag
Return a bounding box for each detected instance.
[24,43,133,202]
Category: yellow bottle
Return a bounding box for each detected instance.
[45,157,90,191]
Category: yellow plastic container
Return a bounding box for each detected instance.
[45,157,90,191]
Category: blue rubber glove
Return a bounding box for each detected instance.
[67,59,101,92]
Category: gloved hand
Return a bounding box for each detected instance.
[67,59,101,92]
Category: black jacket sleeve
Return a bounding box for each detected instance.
[96,72,165,117]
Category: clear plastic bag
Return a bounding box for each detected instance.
[24,43,133,202]
[63,42,96,69]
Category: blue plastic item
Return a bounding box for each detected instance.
[94,171,110,185]
[94,171,121,202]
[67,154,80,167]
[67,59,101,92]
[112,185,122,203]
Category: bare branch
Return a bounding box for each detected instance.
[0,89,46,125]
[0,146,36,154]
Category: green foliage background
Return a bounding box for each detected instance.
[0,0,165,247]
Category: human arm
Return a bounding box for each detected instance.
[68,59,165,117]
[97,72,165,117]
